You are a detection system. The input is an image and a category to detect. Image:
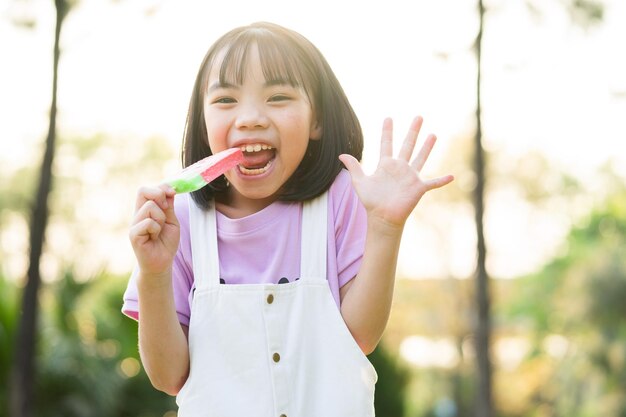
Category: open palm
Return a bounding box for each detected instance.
[340,116,454,229]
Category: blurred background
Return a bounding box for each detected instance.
[1,0,625,416]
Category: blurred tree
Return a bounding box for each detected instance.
[0,128,175,415]
[470,1,605,416]
[10,1,73,416]
[0,78,175,414]
[471,1,492,416]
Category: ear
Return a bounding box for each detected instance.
[310,119,323,141]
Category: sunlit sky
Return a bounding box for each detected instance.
[1,0,625,281]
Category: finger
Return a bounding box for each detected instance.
[159,183,177,198]
[339,154,365,182]
[133,200,167,227]
[135,186,171,212]
[424,174,455,191]
[398,116,423,162]
[379,118,393,160]
[145,219,162,241]
[162,195,179,228]
[156,183,178,222]
[129,217,162,244]
[411,133,437,172]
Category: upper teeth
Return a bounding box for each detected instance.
[240,144,273,152]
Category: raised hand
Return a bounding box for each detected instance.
[339,116,454,231]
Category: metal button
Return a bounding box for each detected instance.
[267,294,274,304]
[273,352,281,362]
[279,414,287,417]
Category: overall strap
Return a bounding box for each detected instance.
[300,192,328,282]
[188,196,220,290]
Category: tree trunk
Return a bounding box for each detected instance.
[473,0,493,416]
[10,1,67,416]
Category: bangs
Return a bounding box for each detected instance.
[208,30,316,100]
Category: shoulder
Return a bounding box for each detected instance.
[327,169,365,226]
[328,169,359,208]
[328,169,355,202]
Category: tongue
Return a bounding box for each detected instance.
[241,149,275,169]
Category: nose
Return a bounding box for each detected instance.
[235,102,269,130]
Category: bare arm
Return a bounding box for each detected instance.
[137,271,190,395]
[129,185,189,395]
[339,116,454,355]
[339,220,402,355]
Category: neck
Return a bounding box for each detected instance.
[215,191,277,219]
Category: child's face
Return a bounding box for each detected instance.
[203,44,321,211]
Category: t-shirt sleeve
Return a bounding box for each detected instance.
[330,170,367,288]
[121,194,194,326]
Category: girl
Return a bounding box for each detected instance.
[124,21,453,416]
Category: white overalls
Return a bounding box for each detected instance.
[176,193,377,417]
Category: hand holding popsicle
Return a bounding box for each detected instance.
[129,183,180,280]
[130,148,243,279]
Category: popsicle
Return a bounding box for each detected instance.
[165,148,244,194]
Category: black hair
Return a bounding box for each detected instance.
[182,22,363,209]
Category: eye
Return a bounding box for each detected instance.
[269,94,291,102]
[213,97,237,104]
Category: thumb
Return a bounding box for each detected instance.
[338,154,365,182]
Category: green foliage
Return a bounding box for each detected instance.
[37,269,177,417]
[0,275,19,414]
[369,344,410,417]
[566,0,604,27]
[0,271,176,417]
[504,189,626,416]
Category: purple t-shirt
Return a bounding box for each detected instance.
[122,170,366,326]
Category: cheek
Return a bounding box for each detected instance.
[204,113,230,150]
[282,110,313,135]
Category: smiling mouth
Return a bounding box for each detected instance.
[238,144,275,175]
